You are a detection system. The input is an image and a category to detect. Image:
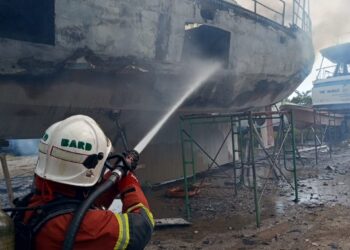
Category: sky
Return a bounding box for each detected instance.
[296,0,350,93]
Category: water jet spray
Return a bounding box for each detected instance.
[134,62,221,154]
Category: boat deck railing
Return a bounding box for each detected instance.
[252,0,286,26]
[292,0,312,33]
[316,65,336,80]
[217,0,312,34]
[316,65,350,81]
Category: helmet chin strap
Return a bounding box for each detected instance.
[82,152,105,169]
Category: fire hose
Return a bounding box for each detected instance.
[62,150,139,250]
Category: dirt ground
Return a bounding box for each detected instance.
[146,145,350,250]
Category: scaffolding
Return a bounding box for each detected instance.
[311,110,343,164]
[179,110,299,227]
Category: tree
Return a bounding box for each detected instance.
[289,90,312,106]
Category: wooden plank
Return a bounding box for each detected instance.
[0,154,14,207]
[299,145,328,153]
[155,218,191,228]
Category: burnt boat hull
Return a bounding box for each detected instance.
[0,0,314,183]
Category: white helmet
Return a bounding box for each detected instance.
[35,115,112,187]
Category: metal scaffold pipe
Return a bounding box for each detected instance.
[248,112,260,228]
[290,111,299,202]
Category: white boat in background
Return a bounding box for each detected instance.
[312,43,350,111]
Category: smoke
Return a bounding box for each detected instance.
[310,0,350,50]
[235,0,350,51]
[7,139,39,156]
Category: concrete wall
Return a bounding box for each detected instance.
[0,0,313,76]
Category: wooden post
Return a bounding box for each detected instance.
[0,154,14,207]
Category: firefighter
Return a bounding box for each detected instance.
[16,115,154,250]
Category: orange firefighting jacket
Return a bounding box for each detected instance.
[24,172,154,250]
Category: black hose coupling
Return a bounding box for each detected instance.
[123,149,139,171]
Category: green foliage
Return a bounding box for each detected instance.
[289,90,312,106]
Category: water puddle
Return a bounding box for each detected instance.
[0,175,33,207]
[297,175,350,207]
